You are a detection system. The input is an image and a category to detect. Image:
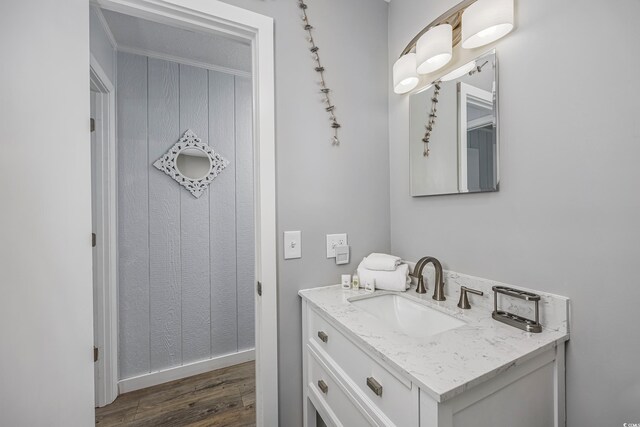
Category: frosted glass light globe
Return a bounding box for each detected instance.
[462,0,514,49]
[393,53,419,94]
[416,24,453,75]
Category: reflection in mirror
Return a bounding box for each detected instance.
[410,50,498,196]
[176,147,212,180]
[459,83,496,192]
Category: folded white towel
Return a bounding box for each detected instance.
[357,260,410,292]
[362,253,402,271]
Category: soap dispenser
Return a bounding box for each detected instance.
[352,274,360,290]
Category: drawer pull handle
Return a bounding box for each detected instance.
[318,380,328,394]
[367,377,383,396]
[317,331,329,343]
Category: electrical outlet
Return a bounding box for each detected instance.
[326,233,347,258]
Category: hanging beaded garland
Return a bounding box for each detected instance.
[422,81,441,157]
[422,60,490,157]
[298,0,341,145]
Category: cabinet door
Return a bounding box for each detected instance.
[419,349,559,427]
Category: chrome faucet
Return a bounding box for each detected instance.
[411,256,446,301]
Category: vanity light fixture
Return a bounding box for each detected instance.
[461,0,514,49]
[393,0,513,94]
[393,53,419,94]
[416,24,453,75]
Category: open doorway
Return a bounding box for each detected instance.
[90,1,277,425]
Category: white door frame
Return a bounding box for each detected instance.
[93,1,278,424]
[457,82,494,193]
[90,55,119,407]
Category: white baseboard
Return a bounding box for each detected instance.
[118,349,255,394]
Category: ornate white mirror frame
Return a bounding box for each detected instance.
[153,129,229,198]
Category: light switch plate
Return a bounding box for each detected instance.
[326,233,347,258]
[284,231,301,259]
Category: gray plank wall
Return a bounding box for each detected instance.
[117,51,254,379]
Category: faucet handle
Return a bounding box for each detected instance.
[457,286,484,309]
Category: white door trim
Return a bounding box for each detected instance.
[93,1,278,424]
[90,54,118,407]
[457,82,493,194]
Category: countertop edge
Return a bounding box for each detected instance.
[434,334,569,402]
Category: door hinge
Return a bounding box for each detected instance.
[94,346,98,362]
[90,118,95,133]
[257,281,262,296]
[92,233,97,247]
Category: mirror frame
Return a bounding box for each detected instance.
[153,129,229,198]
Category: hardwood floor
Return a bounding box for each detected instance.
[96,361,255,427]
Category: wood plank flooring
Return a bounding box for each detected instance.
[96,361,255,427]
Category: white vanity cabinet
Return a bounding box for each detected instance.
[303,303,419,427]
[300,290,568,427]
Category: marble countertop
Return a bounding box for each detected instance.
[299,283,569,403]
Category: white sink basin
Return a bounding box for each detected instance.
[350,294,465,338]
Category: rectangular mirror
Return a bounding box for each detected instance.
[410,50,498,196]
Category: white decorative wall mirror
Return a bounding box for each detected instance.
[153,129,229,198]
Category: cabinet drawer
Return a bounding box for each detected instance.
[308,307,418,427]
[308,350,373,427]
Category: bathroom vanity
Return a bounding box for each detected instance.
[299,271,569,427]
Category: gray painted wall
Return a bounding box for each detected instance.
[217,1,391,425]
[389,0,640,425]
[117,52,254,379]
